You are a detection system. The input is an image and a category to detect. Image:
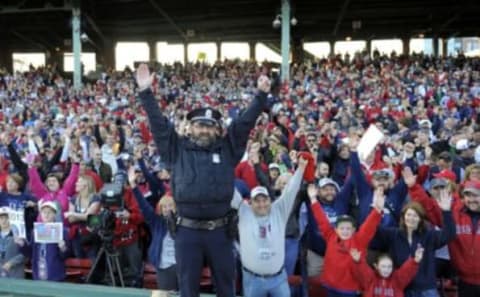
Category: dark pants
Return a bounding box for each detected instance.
[156,265,178,291]
[458,280,480,297]
[175,225,235,297]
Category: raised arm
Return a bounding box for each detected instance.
[274,158,307,220]
[350,249,375,288]
[394,246,423,289]
[62,162,80,197]
[308,184,335,240]
[403,167,443,226]
[136,64,179,165]
[334,176,354,215]
[8,141,28,180]
[28,166,48,200]
[356,188,384,247]
[226,76,270,164]
[431,190,456,249]
[128,166,159,226]
[138,156,165,199]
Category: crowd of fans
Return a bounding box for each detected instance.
[0,49,480,297]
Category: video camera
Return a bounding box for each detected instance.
[86,171,127,245]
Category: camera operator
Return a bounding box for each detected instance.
[90,171,144,287]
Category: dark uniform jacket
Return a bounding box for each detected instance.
[139,88,267,219]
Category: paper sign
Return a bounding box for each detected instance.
[357,125,385,162]
[34,222,63,244]
[9,209,26,239]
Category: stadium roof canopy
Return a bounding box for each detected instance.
[1,0,479,51]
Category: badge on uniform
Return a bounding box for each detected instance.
[212,153,221,164]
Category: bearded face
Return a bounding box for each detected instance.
[190,122,219,147]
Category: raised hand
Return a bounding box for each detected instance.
[307,183,318,203]
[135,63,154,91]
[127,166,137,187]
[438,189,452,211]
[257,75,271,93]
[298,155,308,169]
[414,244,425,263]
[402,167,417,188]
[350,248,362,263]
[348,135,360,152]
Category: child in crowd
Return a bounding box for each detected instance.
[0,207,25,278]
[350,245,424,297]
[308,185,385,297]
[15,200,68,281]
[128,167,177,291]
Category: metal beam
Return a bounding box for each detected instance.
[281,0,291,82]
[84,14,106,43]
[0,6,70,14]
[72,1,82,90]
[11,30,48,50]
[438,13,460,32]
[332,0,352,36]
[147,0,188,41]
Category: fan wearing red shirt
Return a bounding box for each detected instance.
[350,246,424,297]
[308,185,385,297]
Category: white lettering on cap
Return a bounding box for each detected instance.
[206,109,212,119]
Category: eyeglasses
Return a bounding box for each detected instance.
[307,138,317,143]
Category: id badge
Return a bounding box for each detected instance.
[212,153,221,164]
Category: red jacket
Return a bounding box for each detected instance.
[409,184,480,285]
[353,257,418,297]
[234,160,267,190]
[113,188,144,247]
[311,201,382,293]
[448,202,480,285]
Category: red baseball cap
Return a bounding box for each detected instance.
[433,170,457,183]
[462,181,480,196]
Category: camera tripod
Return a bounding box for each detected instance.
[86,241,125,287]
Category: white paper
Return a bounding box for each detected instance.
[34,222,63,244]
[9,209,26,239]
[357,125,385,162]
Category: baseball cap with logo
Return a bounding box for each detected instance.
[318,178,340,192]
[39,200,59,213]
[462,181,480,196]
[0,207,10,216]
[250,186,270,199]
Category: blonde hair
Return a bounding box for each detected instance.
[156,194,176,214]
[465,164,480,182]
[77,175,97,201]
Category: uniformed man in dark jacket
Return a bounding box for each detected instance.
[136,63,270,297]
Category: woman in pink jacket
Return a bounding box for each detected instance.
[28,156,80,223]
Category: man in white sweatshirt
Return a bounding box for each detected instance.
[232,157,307,297]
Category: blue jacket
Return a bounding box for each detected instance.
[374,211,456,291]
[139,88,267,219]
[132,187,168,269]
[21,231,69,281]
[305,177,354,255]
[138,157,166,208]
[350,152,408,227]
